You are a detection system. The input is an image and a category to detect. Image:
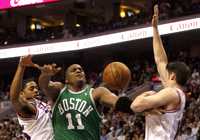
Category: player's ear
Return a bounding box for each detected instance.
[20,91,25,97]
[170,72,176,81]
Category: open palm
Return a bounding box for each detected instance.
[20,55,37,67]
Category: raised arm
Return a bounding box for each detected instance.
[38,64,63,103]
[10,56,37,118]
[152,5,169,82]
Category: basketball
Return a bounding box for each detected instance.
[103,62,131,90]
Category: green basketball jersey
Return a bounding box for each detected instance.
[52,86,102,140]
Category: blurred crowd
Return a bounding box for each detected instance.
[69,0,200,37]
[0,50,199,139]
[0,0,200,46]
[0,117,24,140]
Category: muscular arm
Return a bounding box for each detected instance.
[38,74,63,103]
[131,88,179,112]
[92,87,119,108]
[152,5,169,82]
[10,63,36,118]
[93,87,134,114]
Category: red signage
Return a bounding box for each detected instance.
[0,0,59,10]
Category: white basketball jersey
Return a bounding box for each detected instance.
[18,99,54,140]
[145,88,186,140]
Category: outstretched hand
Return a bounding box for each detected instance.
[19,56,61,76]
[19,55,39,68]
[152,4,159,27]
[39,63,62,76]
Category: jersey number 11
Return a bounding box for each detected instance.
[66,113,85,130]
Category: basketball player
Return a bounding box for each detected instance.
[38,63,133,140]
[131,5,191,140]
[10,55,54,140]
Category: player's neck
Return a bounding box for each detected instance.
[166,82,181,89]
[68,84,86,92]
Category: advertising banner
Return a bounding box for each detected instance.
[0,0,59,10]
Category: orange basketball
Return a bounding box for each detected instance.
[103,62,131,90]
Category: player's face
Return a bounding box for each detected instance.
[66,64,86,86]
[22,81,39,99]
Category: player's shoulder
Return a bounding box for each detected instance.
[93,86,110,94]
[161,87,177,93]
[160,87,180,100]
[92,86,111,100]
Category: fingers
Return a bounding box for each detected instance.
[33,63,42,69]
[152,4,159,27]
[20,55,32,60]
[50,63,61,73]
[39,63,61,76]
[27,55,32,59]
[19,55,61,75]
[154,4,159,16]
[19,55,33,67]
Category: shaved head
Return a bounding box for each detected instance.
[65,64,86,88]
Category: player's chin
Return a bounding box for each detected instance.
[76,76,85,81]
[76,79,86,85]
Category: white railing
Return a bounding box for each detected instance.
[0,16,200,59]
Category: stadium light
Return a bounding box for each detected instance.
[76,24,81,27]
[30,23,36,31]
[0,17,199,59]
[120,10,126,18]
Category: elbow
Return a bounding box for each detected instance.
[9,90,14,101]
[9,88,20,103]
[155,59,160,65]
[130,102,145,113]
[155,58,162,64]
[10,92,18,103]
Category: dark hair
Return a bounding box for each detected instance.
[166,61,191,86]
[22,78,35,90]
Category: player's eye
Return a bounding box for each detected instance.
[29,86,34,91]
